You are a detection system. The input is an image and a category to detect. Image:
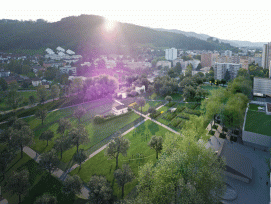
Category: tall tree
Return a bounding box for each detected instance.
[0,149,15,180]
[62,175,83,195]
[39,149,59,174]
[37,84,47,104]
[73,149,87,170]
[87,175,113,204]
[54,135,71,160]
[165,95,173,104]
[57,118,71,136]
[35,108,48,125]
[0,77,8,91]
[34,193,57,204]
[39,129,54,146]
[9,126,34,158]
[148,136,163,159]
[69,124,89,153]
[114,164,134,199]
[73,105,86,123]
[7,170,30,203]
[28,95,36,106]
[136,97,146,116]
[51,84,60,101]
[104,135,130,169]
[6,82,23,112]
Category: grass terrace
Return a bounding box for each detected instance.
[244,103,271,136]
[70,120,177,199]
[23,98,141,169]
[0,152,85,204]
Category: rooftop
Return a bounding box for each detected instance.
[244,104,271,136]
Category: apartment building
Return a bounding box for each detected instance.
[59,66,77,75]
[165,48,177,60]
[214,63,241,80]
[201,53,212,67]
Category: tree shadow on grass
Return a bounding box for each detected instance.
[147,121,160,135]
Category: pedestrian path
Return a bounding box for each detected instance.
[23,146,90,199]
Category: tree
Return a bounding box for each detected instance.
[210,77,215,86]
[73,149,87,170]
[114,164,134,199]
[0,149,15,180]
[183,85,196,101]
[34,193,57,204]
[148,107,156,114]
[37,84,47,104]
[39,149,59,174]
[196,63,202,70]
[165,95,173,104]
[51,84,60,101]
[6,83,23,112]
[73,105,86,123]
[0,77,8,91]
[35,108,48,125]
[87,175,112,204]
[136,97,146,115]
[185,64,193,77]
[7,170,30,203]
[39,129,54,146]
[28,95,36,106]
[174,62,182,74]
[69,125,89,153]
[57,118,71,136]
[54,135,71,160]
[148,136,163,159]
[221,79,226,87]
[62,175,83,195]
[104,135,130,169]
[227,76,252,98]
[9,126,34,158]
[224,70,231,82]
[195,87,208,102]
[137,132,226,204]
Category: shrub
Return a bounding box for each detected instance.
[150,112,161,119]
[148,107,156,114]
[176,106,186,113]
[94,115,105,124]
[219,133,226,139]
[184,108,201,116]
[230,136,237,142]
[171,117,182,127]
[209,130,215,135]
[212,125,218,130]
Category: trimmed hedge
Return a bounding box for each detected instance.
[150,111,161,119]
[184,108,201,116]
[171,117,182,127]
[212,125,218,130]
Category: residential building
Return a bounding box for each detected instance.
[201,53,212,67]
[112,105,128,115]
[32,78,42,87]
[225,50,233,57]
[0,71,10,77]
[59,66,77,76]
[156,61,171,68]
[135,85,145,94]
[253,77,271,96]
[254,53,262,66]
[43,61,65,68]
[165,48,177,60]
[173,58,183,67]
[214,63,241,80]
[262,43,271,70]
[211,53,220,67]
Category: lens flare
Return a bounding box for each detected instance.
[104,18,116,32]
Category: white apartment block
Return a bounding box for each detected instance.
[225,50,233,57]
[59,66,77,75]
[253,77,271,96]
[214,63,241,80]
[165,48,177,60]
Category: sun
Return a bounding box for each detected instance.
[104,18,116,32]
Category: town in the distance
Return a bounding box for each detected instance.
[0,17,271,204]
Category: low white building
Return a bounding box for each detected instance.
[59,66,77,76]
[112,105,128,115]
[156,61,171,68]
[32,78,42,87]
[253,77,271,96]
[135,85,145,94]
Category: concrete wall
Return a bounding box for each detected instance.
[242,130,271,151]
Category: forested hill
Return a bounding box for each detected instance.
[0,15,236,55]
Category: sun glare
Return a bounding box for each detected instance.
[104,18,116,32]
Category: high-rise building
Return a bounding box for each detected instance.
[214,63,241,80]
[225,50,233,57]
[165,48,177,60]
[262,43,271,70]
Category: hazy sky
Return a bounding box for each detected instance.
[1,0,270,42]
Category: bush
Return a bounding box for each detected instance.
[212,125,218,130]
[150,111,161,119]
[176,106,186,113]
[178,115,189,120]
[171,117,182,127]
[230,136,237,142]
[219,133,226,139]
[148,107,156,114]
[94,115,105,124]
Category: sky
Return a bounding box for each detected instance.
[1,0,271,43]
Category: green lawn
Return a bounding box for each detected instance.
[136,101,163,113]
[245,109,271,136]
[25,100,140,168]
[149,93,183,101]
[70,120,177,199]
[0,152,86,204]
[201,84,226,93]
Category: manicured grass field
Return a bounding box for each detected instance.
[136,101,163,113]
[70,120,177,199]
[25,98,140,168]
[0,152,85,204]
[245,109,271,136]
